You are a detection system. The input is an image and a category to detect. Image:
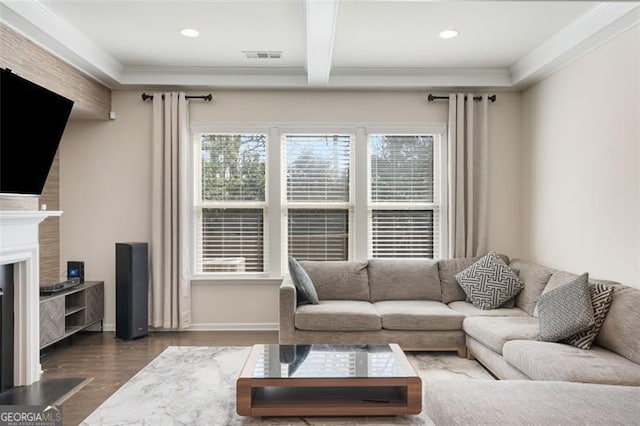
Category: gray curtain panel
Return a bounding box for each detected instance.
[448,93,489,258]
[150,92,192,329]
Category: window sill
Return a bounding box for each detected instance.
[190,275,283,285]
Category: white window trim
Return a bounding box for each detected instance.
[281,131,356,269]
[191,128,271,280]
[366,129,448,260]
[189,123,447,283]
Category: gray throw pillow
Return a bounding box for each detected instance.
[287,257,319,305]
[563,282,614,350]
[537,273,595,342]
[456,252,524,310]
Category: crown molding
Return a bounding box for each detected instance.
[511,2,640,89]
[0,0,123,88]
[119,65,511,89]
[330,67,512,88]
[120,66,309,88]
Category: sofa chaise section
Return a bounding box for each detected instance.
[426,380,640,426]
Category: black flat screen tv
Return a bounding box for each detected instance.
[1,68,74,196]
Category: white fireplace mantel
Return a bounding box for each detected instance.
[0,210,62,386]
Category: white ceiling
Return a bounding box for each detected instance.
[1,0,639,89]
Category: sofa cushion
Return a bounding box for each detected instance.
[299,261,369,301]
[509,259,554,316]
[596,285,640,364]
[373,301,464,331]
[287,257,319,305]
[368,259,441,302]
[537,273,594,342]
[295,301,381,331]
[426,380,640,426]
[463,317,539,354]
[564,282,614,350]
[456,252,524,310]
[447,301,530,317]
[438,257,480,303]
[503,340,640,386]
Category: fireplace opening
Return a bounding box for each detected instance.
[0,263,14,392]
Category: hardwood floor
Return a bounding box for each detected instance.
[40,330,278,425]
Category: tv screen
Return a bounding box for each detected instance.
[1,68,74,196]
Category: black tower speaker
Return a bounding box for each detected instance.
[115,242,149,340]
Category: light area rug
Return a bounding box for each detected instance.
[81,346,493,426]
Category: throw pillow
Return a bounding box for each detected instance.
[563,282,614,349]
[288,257,319,305]
[537,273,595,342]
[455,252,524,310]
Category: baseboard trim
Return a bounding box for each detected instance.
[96,322,279,332]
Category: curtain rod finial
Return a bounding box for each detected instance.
[427,94,435,102]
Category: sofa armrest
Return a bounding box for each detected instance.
[279,274,296,343]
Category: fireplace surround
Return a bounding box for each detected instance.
[0,210,62,387]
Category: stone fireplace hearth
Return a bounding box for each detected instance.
[0,210,62,387]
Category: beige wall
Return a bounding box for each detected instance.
[60,89,522,328]
[521,26,640,287]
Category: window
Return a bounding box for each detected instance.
[369,135,440,258]
[284,134,352,261]
[195,133,267,273]
[190,127,444,278]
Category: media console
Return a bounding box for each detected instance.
[39,281,104,349]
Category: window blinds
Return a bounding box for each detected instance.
[197,208,265,273]
[285,134,350,202]
[370,135,434,202]
[288,209,349,261]
[371,210,439,258]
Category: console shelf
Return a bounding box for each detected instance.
[40,281,104,349]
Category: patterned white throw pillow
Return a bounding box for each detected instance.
[563,282,614,349]
[455,252,524,310]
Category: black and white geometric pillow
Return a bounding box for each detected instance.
[563,282,614,350]
[456,252,524,310]
[537,273,594,342]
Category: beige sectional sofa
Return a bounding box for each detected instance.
[465,259,640,385]
[279,256,640,424]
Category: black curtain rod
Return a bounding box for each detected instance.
[141,93,213,102]
[428,94,496,103]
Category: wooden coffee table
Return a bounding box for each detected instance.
[236,343,422,417]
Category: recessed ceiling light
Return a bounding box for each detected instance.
[439,30,459,39]
[180,28,199,38]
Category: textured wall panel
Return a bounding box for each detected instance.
[39,152,60,286]
[0,23,111,119]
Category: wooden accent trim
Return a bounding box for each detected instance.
[0,23,111,119]
[457,346,467,358]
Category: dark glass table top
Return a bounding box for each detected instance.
[251,344,411,379]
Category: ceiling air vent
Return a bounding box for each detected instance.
[243,51,282,59]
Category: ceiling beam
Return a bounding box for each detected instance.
[511,2,640,88]
[305,0,341,86]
